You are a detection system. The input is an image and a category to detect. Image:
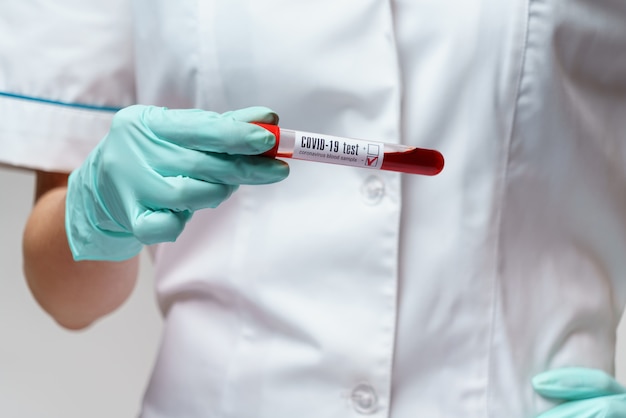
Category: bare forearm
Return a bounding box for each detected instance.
[22,186,139,329]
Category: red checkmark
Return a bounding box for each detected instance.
[367,156,379,166]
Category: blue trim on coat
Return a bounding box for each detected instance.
[0,91,122,112]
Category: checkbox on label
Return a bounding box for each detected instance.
[367,144,380,155]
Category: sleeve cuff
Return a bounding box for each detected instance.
[0,95,118,173]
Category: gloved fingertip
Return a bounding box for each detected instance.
[245,159,290,184]
[251,129,279,154]
[271,160,290,181]
[133,210,192,245]
[532,368,626,401]
[532,374,556,393]
[225,106,279,124]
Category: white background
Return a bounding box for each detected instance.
[0,167,161,418]
[1,166,625,417]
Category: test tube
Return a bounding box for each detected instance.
[256,123,444,176]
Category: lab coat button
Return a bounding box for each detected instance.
[361,176,385,205]
[351,383,378,414]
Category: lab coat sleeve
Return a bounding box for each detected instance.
[0,0,136,172]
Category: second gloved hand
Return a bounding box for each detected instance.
[533,367,626,417]
[66,105,289,261]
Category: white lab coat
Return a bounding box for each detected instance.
[1,0,626,416]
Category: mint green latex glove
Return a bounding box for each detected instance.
[66,105,288,261]
[533,367,626,417]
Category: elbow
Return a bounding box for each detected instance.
[34,298,98,331]
[53,315,95,331]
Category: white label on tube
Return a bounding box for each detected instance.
[292,131,384,169]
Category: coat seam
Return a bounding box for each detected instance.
[485,0,533,416]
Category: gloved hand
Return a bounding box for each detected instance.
[66,105,288,261]
[533,367,626,417]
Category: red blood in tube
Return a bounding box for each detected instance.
[381,148,444,176]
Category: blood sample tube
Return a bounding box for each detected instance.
[255,123,444,176]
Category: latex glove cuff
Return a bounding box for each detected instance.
[66,159,143,262]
